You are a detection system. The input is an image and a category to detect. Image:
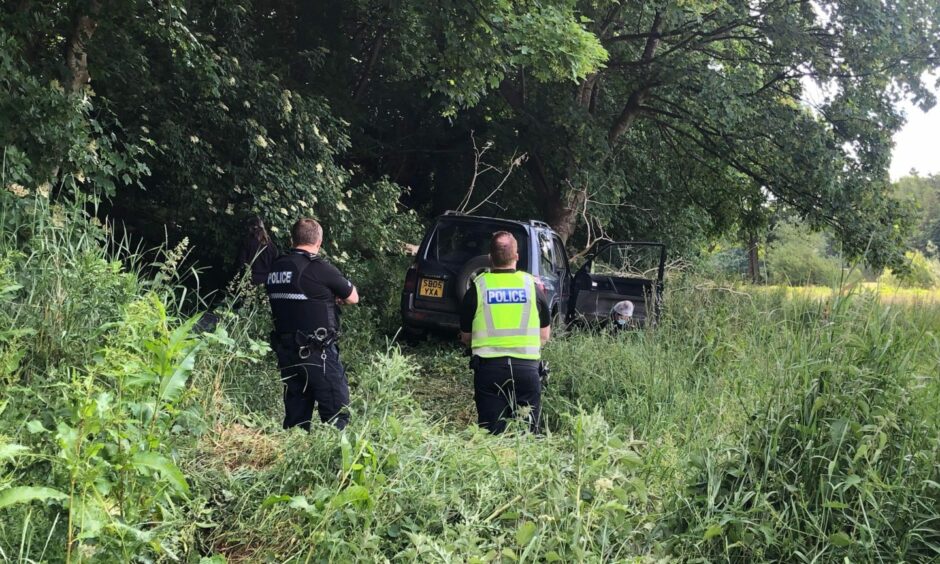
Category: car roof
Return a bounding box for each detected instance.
[435,211,553,232]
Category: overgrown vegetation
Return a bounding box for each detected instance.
[1,201,937,562]
[3,0,939,560]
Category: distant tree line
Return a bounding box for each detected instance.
[705,172,940,287]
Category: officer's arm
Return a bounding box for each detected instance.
[458,284,477,348]
[337,286,359,305]
[536,286,551,345]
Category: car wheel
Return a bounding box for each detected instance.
[400,325,427,345]
[550,306,569,335]
[456,254,491,301]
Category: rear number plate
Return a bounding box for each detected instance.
[419,278,444,298]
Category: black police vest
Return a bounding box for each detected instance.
[265,251,337,335]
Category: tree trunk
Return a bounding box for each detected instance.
[547,188,586,243]
[746,230,760,284]
[607,11,662,145]
[63,0,101,94]
[353,31,386,102]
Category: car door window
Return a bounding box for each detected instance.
[552,237,568,272]
[538,233,554,276]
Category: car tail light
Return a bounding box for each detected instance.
[404,266,418,293]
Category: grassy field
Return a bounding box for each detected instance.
[758,282,940,304]
[1,210,938,562]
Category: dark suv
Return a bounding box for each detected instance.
[400,212,666,336]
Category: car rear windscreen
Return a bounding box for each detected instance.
[429,220,529,271]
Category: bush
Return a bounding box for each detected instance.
[903,250,940,288]
[766,219,844,286]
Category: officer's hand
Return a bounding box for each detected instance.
[538,361,550,386]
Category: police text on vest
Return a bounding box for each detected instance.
[267,271,292,284]
[486,289,528,304]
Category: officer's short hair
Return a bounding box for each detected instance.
[291,218,323,246]
[490,231,518,268]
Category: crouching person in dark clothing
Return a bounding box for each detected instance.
[459,231,552,434]
[266,218,359,430]
[236,216,279,285]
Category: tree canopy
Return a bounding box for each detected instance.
[894,172,940,253]
[3,0,939,281]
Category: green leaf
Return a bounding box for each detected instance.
[842,474,863,490]
[829,419,850,444]
[330,485,370,508]
[0,486,68,509]
[131,452,190,495]
[829,532,853,547]
[26,420,46,434]
[159,347,197,404]
[852,443,869,463]
[0,284,22,299]
[704,524,723,540]
[516,521,537,546]
[288,495,315,513]
[340,433,353,472]
[261,494,292,507]
[619,450,642,469]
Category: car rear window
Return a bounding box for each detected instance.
[428,220,529,271]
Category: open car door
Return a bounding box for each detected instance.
[566,242,666,327]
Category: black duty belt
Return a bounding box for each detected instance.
[472,356,540,368]
[271,328,340,349]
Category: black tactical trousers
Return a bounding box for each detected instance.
[276,344,350,430]
[473,356,541,434]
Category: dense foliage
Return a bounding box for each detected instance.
[1,201,937,561]
[305,0,940,261]
[1,0,420,296]
[894,173,940,254]
[3,0,940,282]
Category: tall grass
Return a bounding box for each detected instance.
[1,201,937,562]
[544,284,939,561]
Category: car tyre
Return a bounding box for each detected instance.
[456,254,491,302]
[400,325,427,346]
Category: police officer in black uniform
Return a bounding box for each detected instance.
[266,218,359,430]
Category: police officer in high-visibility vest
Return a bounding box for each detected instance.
[459,231,551,434]
[266,218,359,430]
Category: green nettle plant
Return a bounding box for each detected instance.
[0,199,209,561]
[58,296,202,559]
[2,295,204,560]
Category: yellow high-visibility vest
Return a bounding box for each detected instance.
[471,271,541,359]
